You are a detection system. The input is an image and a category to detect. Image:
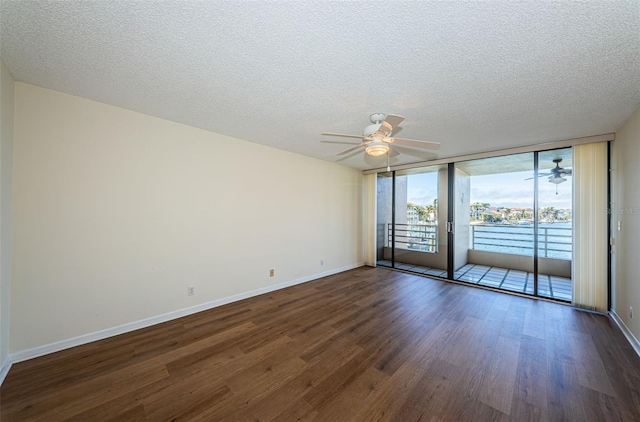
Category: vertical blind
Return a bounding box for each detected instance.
[364,174,377,266]
[572,142,608,312]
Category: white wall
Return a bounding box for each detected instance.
[10,83,363,353]
[612,106,640,341]
[0,61,15,373]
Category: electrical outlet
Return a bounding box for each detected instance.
[630,306,633,319]
[269,269,274,277]
[188,286,195,296]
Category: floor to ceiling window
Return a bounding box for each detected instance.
[374,146,577,303]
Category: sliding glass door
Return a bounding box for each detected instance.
[376,172,394,268]
[373,143,605,305]
[452,153,536,295]
[537,148,573,301]
[376,165,448,277]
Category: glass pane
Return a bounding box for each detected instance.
[392,165,448,277]
[537,148,573,301]
[454,153,535,295]
[376,172,393,268]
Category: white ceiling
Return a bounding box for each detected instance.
[1,1,638,170]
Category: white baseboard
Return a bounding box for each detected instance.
[610,309,640,358]
[0,358,12,385]
[7,263,364,368]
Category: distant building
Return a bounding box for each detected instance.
[407,207,420,225]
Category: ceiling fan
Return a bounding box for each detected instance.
[321,113,441,160]
[526,158,572,181]
[526,158,572,194]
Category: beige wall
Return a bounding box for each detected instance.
[10,83,363,353]
[612,106,640,339]
[0,62,15,371]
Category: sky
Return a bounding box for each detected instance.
[407,170,572,209]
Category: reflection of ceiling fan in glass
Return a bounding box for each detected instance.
[526,158,573,194]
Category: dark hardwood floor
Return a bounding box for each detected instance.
[2,266,640,421]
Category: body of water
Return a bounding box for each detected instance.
[471,222,572,260]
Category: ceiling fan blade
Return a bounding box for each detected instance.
[390,144,438,160]
[388,145,400,157]
[321,132,364,140]
[390,137,441,150]
[379,114,405,135]
[337,143,367,156]
[524,172,553,180]
[335,147,365,162]
[321,140,361,145]
[562,169,572,175]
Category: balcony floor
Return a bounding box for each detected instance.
[377,260,572,302]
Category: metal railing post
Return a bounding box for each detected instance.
[544,227,548,257]
[471,225,475,249]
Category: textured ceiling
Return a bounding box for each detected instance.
[1,1,639,170]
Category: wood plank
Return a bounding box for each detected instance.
[79,404,148,422]
[352,318,460,421]
[568,330,615,396]
[545,349,586,421]
[229,336,362,421]
[64,378,171,422]
[271,399,318,422]
[7,363,169,421]
[2,267,640,421]
[579,386,634,422]
[143,382,232,421]
[522,299,546,340]
[312,366,388,421]
[512,335,548,411]
[477,335,521,415]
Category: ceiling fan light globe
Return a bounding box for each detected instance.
[365,141,389,156]
[549,175,567,184]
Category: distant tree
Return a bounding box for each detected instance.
[485,214,502,223]
[471,202,482,220]
[503,208,513,221]
[539,206,559,222]
[407,202,428,221]
[424,204,435,221]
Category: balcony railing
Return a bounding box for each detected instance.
[471,224,572,260]
[384,223,572,260]
[387,223,438,252]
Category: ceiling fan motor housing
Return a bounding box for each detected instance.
[369,113,386,123]
[363,123,383,138]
